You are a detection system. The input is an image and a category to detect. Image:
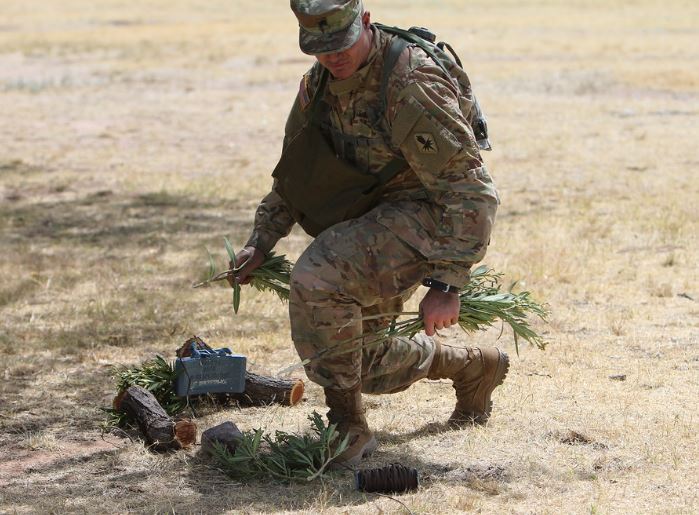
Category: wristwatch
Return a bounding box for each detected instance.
[422,278,460,294]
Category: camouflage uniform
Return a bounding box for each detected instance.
[246,25,499,392]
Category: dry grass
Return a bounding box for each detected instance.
[1,0,698,513]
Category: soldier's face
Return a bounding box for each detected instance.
[315,12,372,80]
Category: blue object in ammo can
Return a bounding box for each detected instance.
[174,343,246,396]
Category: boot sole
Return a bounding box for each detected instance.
[450,349,510,426]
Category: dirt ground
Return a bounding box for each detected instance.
[1,0,698,513]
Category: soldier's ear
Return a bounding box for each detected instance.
[362,11,371,28]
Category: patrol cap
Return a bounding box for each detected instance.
[290,0,364,55]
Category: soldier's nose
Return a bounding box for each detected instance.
[327,51,347,64]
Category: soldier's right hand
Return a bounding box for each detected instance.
[227,246,265,287]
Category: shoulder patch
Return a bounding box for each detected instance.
[396,97,462,177]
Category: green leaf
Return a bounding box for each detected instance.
[470,264,489,277]
[223,236,236,263]
[233,283,241,314]
[275,265,549,372]
[252,428,263,451]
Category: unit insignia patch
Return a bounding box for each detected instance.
[414,133,438,154]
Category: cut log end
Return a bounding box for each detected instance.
[174,419,197,448]
[118,385,197,451]
[232,372,305,407]
[113,389,127,411]
[289,380,305,406]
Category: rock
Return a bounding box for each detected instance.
[201,421,243,456]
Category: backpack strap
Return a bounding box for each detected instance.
[375,36,409,129]
[308,66,330,123]
[374,23,492,151]
[375,23,454,79]
[436,41,463,68]
[373,23,456,127]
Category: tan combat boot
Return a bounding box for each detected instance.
[428,342,510,426]
[324,384,378,468]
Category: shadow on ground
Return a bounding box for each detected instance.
[1,189,251,250]
[0,187,256,463]
[1,188,510,511]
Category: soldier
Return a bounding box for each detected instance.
[230,0,508,466]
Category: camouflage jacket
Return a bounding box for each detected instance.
[245,25,499,287]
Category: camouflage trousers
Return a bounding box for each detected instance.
[289,201,437,393]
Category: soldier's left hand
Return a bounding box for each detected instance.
[419,288,460,337]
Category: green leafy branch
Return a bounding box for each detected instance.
[382,266,549,351]
[279,265,549,375]
[211,412,349,482]
[193,237,292,313]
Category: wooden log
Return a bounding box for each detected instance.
[231,372,305,407]
[119,385,196,451]
[200,421,243,456]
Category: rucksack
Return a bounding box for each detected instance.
[374,23,492,151]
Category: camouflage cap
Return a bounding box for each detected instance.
[290,0,364,55]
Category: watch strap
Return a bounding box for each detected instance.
[422,277,460,294]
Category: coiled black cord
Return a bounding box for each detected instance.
[355,464,419,493]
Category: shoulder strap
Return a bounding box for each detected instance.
[308,67,330,122]
[373,23,455,126]
[376,37,409,128]
[373,23,492,151]
[375,23,453,78]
